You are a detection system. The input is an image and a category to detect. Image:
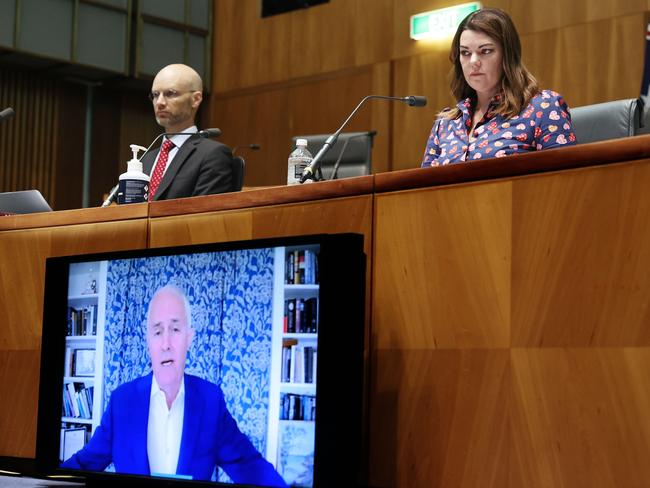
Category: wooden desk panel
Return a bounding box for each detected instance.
[511,160,650,347]
[0,203,148,231]
[2,138,650,485]
[148,176,374,218]
[510,348,650,488]
[148,209,254,248]
[370,155,650,486]
[0,350,41,458]
[368,348,509,488]
[148,196,373,250]
[373,181,512,350]
[0,219,148,458]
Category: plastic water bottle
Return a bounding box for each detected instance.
[287,139,313,185]
[117,144,150,204]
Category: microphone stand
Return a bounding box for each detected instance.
[300,95,426,183]
[233,143,261,156]
[330,130,377,180]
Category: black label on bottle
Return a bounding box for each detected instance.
[117,179,149,204]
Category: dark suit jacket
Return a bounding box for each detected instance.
[61,373,287,487]
[142,135,234,201]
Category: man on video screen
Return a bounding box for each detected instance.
[62,285,287,487]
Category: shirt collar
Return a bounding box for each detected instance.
[150,373,185,406]
[163,125,197,148]
[458,93,503,120]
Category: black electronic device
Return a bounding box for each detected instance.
[36,234,366,488]
[262,0,329,17]
[0,190,52,214]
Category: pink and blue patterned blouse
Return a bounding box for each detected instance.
[421,90,577,167]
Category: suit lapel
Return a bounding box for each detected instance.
[176,375,202,476]
[133,373,153,473]
[153,137,198,200]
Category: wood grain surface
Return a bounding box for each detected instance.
[0,219,148,457]
[373,181,512,350]
[2,139,650,487]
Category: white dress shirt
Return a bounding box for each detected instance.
[150,126,198,178]
[147,375,185,476]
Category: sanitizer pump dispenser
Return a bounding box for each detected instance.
[117,144,150,204]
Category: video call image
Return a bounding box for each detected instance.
[60,247,319,487]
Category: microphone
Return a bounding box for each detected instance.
[300,95,427,183]
[233,143,261,156]
[197,128,222,138]
[0,107,15,123]
[405,96,427,107]
[100,128,221,207]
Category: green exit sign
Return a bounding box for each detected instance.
[410,2,482,40]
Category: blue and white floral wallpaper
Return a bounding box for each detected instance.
[101,248,275,462]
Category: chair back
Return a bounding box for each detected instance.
[570,98,644,144]
[291,131,376,179]
[231,156,245,191]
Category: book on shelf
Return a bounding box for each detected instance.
[67,304,98,336]
[280,393,316,421]
[285,249,319,285]
[63,382,94,419]
[281,343,317,385]
[281,340,297,383]
[290,345,304,384]
[283,297,318,334]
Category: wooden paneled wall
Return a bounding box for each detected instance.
[0,65,159,211]
[1,1,648,203]
[209,0,648,179]
[0,68,58,203]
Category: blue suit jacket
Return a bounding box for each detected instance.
[62,373,287,487]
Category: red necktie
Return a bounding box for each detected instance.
[149,139,175,201]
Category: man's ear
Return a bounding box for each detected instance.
[191,91,203,109]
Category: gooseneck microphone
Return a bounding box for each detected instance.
[100,128,222,207]
[299,95,427,183]
[0,107,15,123]
[233,143,261,156]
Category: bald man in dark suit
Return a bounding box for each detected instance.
[142,64,234,201]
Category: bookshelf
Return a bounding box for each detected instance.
[60,261,107,462]
[267,245,319,485]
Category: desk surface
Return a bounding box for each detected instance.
[0,476,81,487]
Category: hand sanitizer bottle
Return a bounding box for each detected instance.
[117,144,149,204]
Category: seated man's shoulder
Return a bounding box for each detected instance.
[196,137,232,155]
[185,373,224,399]
[109,374,151,402]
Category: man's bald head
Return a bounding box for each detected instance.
[154,64,203,92]
[150,64,203,133]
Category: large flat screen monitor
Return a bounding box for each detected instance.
[36,234,366,487]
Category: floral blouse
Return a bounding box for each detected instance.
[421,90,577,167]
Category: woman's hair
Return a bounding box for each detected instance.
[440,8,539,120]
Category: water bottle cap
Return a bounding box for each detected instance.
[296,138,308,147]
